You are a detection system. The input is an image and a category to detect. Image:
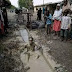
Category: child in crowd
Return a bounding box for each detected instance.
[0,8,4,35]
[61,11,71,41]
[3,8,8,33]
[0,14,4,35]
[46,10,52,35]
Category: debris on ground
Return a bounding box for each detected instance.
[29,29,72,72]
[31,21,44,29]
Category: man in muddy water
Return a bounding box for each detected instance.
[20,37,41,70]
[25,37,36,52]
[24,37,40,61]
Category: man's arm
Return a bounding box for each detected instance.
[68,17,71,29]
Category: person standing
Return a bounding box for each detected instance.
[0,7,4,35]
[38,8,42,20]
[53,4,62,36]
[61,11,71,41]
[62,0,71,13]
[44,7,47,25]
[62,0,71,40]
[3,8,8,33]
[43,7,45,15]
[36,8,39,20]
[46,10,52,35]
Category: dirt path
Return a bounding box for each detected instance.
[29,29,72,72]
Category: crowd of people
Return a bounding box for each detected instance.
[0,1,9,37]
[37,0,72,41]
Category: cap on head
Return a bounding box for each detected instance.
[57,4,60,7]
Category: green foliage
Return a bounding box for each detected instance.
[6,0,16,9]
[4,0,11,9]
[10,5,16,9]
[18,0,33,9]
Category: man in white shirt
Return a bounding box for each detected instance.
[61,11,71,41]
[53,4,62,36]
[53,5,62,21]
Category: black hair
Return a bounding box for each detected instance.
[39,8,41,10]
[47,10,50,16]
[63,11,68,16]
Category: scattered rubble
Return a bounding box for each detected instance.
[31,21,45,29]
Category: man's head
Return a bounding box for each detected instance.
[63,10,68,16]
[0,1,2,7]
[29,37,33,45]
[39,8,41,10]
[36,8,38,10]
[63,0,68,6]
[47,10,50,16]
[57,4,60,10]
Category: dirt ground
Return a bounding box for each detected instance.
[0,12,26,72]
[0,12,72,72]
[29,12,72,72]
[29,29,72,72]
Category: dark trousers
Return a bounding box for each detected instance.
[38,15,41,20]
[4,25,7,33]
[69,24,72,39]
[61,29,68,40]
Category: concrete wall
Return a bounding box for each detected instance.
[34,4,56,15]
[34,5,52,13]
[34,6,44,13]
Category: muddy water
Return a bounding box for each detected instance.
[20,29,29,43]
[19,29,56,72]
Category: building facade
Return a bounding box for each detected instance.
[34,2,61,14]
